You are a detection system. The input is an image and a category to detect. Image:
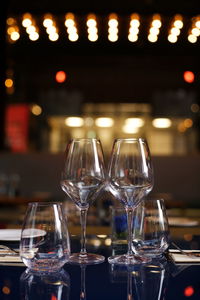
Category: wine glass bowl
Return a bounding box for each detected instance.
[109,138,153,208]
[61,138,106,264]
[108,138,154,265]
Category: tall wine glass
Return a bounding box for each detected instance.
[61,138,106,264]
[108,138,154,264]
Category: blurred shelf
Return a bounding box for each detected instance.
[0,196,47,205]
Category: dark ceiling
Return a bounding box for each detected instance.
[6,0,200,15]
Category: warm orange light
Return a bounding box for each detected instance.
[184,286,194,297]
[2,286,10,295]
[55,71,67,83]
[5,78,13,88]
[183,71,195,83]
[183,118,193,128]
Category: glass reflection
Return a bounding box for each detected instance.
[20,268,70,300]
[110,259,169,300]
[80,265,87,300]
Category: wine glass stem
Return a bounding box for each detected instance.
[80,208,88,255]
[126,207,134,256]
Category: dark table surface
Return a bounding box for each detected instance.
[1,235,200,300]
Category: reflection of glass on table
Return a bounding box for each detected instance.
[20,268,70,300]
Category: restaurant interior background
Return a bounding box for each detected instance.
[0,0,200,228]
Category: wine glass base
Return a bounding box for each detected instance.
[108,254,151,265]
[68,253,105,265]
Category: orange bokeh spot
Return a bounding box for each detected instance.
[55,71,67,83]
[184,286,194,297]
[183,71,195,83]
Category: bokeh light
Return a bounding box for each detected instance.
[55,71,67,83]
[183,71,195,83]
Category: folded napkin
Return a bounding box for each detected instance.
[168,249,200,264]
[0,249,22,263]
[0,256,22,263]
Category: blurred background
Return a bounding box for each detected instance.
[0,0,200,229]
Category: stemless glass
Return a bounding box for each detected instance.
[61,138,106,264]
[108,138,154,265]
[133,199,169,258]
[20,202,71,273]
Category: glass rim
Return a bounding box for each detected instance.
[27,201,63,206]
[114,137,146,142]
[71,138,100,141]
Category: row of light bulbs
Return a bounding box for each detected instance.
[6,13,200,43]
[63,116,193,133]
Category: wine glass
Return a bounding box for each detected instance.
[20,202,71,273]
[108,138,154,264]
[61,138,106,264]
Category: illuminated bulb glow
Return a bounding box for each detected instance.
[43,18,53,27]
[168,15,183,43]
[152,118,172,128]
[7,18,20,42]
[188,34,197,43]
[196,20,200,29]
[55,71,67,83]
[65,13,79,41]
[191,27,200,36]
[150,27,159,35]
[183,71,195,83]
[23,15,39,41]
[7,27,16,34]
[29,32,39,41]
[130,19,140,27]
[87,14,98,42]
[122,125,139,134]
[171,27,180,36]
[68,33,79,41]
[10,31,20,41]
[168,34,178,43]
[43,14,59,41]
[22,13,32,28]
[188,16,200,43]
[174,20,183,29]
[152,19,162,28]
[49,32,59,41]
[108,14,119,42]
[7,18,15,25]
[65,117,84,127]
[128,14,140,42]
[22,18,32,27]
[125,118,145,127]
[47,26,57,34]
[128,34,138,42]
[31,104,42,116]
[95,117,114,127]
[148,15,161,43]
[5,78,13,88]
[26,25,36,34]
[148,34,158,42]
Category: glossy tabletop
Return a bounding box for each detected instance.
[0,236,200,300]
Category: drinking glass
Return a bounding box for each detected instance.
[108,138,154,264]
[133,199,169,257]
[61,138,106,264]
[20,202,71,273]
